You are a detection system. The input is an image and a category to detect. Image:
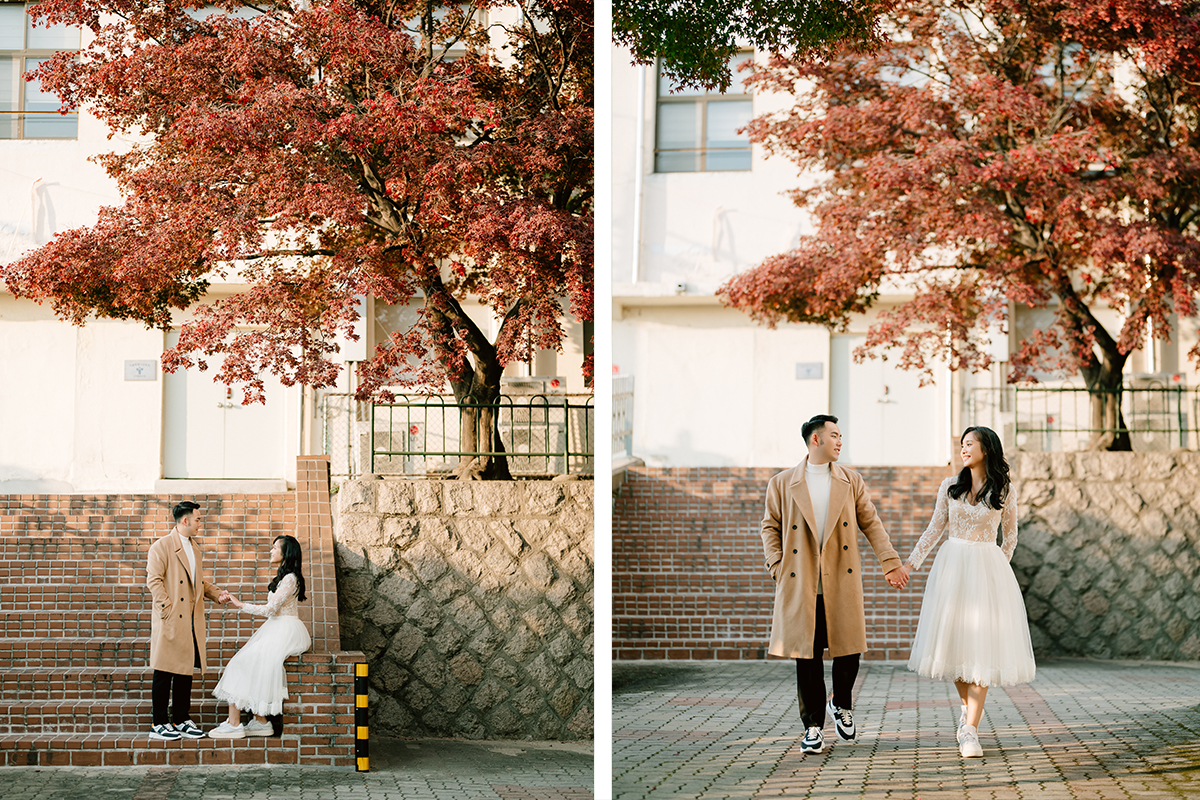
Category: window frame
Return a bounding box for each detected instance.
[653,51,754,174]
[1,3,81,140]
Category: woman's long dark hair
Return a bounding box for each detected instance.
[948,426,1010,510]
[268,535,307,602]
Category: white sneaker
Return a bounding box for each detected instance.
[800,726,824,754]
[957,707,984,742]
[208,721,246,739]
[244,719,273,737]
[959,724,983,757]
[826,698,856,743]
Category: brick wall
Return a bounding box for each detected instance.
[612,465,955,660]
[0,456,365,767]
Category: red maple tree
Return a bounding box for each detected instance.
[3,0,593,478]
[720,0,1200,450]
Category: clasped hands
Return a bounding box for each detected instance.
[885,563,912,589]
[216,589,242,608]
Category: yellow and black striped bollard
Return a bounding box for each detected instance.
[355,662,369,772]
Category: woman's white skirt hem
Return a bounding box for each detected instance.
[213,615,311,717]
[907,537,1036,688]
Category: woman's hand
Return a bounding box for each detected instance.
[886,564,911,589]
[226,594,242,609]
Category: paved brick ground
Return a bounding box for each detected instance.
[0,736,594,799]
[613,659,1200,799]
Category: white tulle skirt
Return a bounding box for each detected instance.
[908,537,1036,687]
[213,615,311,716]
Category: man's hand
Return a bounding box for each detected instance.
[218,590,232,605]
[885,564,910,589]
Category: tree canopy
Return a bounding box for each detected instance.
[720,0,1200,449]
[2,0,593,478]
[614,0,890,91]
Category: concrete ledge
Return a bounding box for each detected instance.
[153,479,290,493]
[613,456,645,495]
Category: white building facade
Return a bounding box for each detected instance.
[0,5,588,493]
[612,48,953,469]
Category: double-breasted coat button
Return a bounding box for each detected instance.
[793,549,798,554]
[843,521,848,526]
[790,572,796,577]
[792,525,797,530]
[843,545,848,550]
[847,568,853,573]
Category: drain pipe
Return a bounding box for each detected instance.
[631,64,647,284]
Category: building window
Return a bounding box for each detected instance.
[655,52,752,173]
[0,3,80,139]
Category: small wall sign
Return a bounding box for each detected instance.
[795,362,824,380]
[124,360,158,381]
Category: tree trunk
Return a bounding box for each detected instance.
[1079,346,1132,452]
[1057,280,1132,451]
[421,278,513,480]
[452,381,512,481]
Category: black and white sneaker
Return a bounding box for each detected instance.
[173,719,206,739]
[149,723,181,741]
[800,726,824,754]
[826,698,856,743]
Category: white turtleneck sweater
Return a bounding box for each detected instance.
[806,460,832,594]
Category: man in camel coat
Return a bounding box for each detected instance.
[761,414,909,754]
[145,501,228,740]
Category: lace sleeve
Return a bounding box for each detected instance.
[240,572,296,617]
[999,489,1018,561]
[907,478,951,570]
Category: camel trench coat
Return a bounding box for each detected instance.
[146,530,222,675]
[760,459,902,659]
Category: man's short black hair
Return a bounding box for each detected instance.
[801,414,838,446]
[172,501,201,522]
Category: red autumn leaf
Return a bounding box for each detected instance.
[720,0,1200,451]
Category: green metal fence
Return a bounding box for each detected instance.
[965,380,1200,452]
[364,393,594,477]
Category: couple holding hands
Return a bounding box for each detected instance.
[144,501,312,741]
[762,415,1036,759]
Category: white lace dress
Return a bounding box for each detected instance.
[213,572,311,715]
[905,477,1036,686]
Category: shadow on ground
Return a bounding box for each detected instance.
[370,736,593,774]
[613,662,713,694]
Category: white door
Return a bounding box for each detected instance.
[830,335,946,466]
[162,331,287,479]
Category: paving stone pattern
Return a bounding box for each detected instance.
[1011,452,1200,661]
[0,736,594,800]
[613,659,1200,799]
[335,478,594,741]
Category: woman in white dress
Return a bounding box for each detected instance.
[897,426,1035,758]
[208,535,311,739]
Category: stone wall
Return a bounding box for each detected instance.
[1011,452,1200,660]
[333,478,594,740]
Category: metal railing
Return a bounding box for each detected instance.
[613,376,634,459]
[964,379,1200,452]
[322,392,594,478]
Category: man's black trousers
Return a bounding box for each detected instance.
[794,594,860,729]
